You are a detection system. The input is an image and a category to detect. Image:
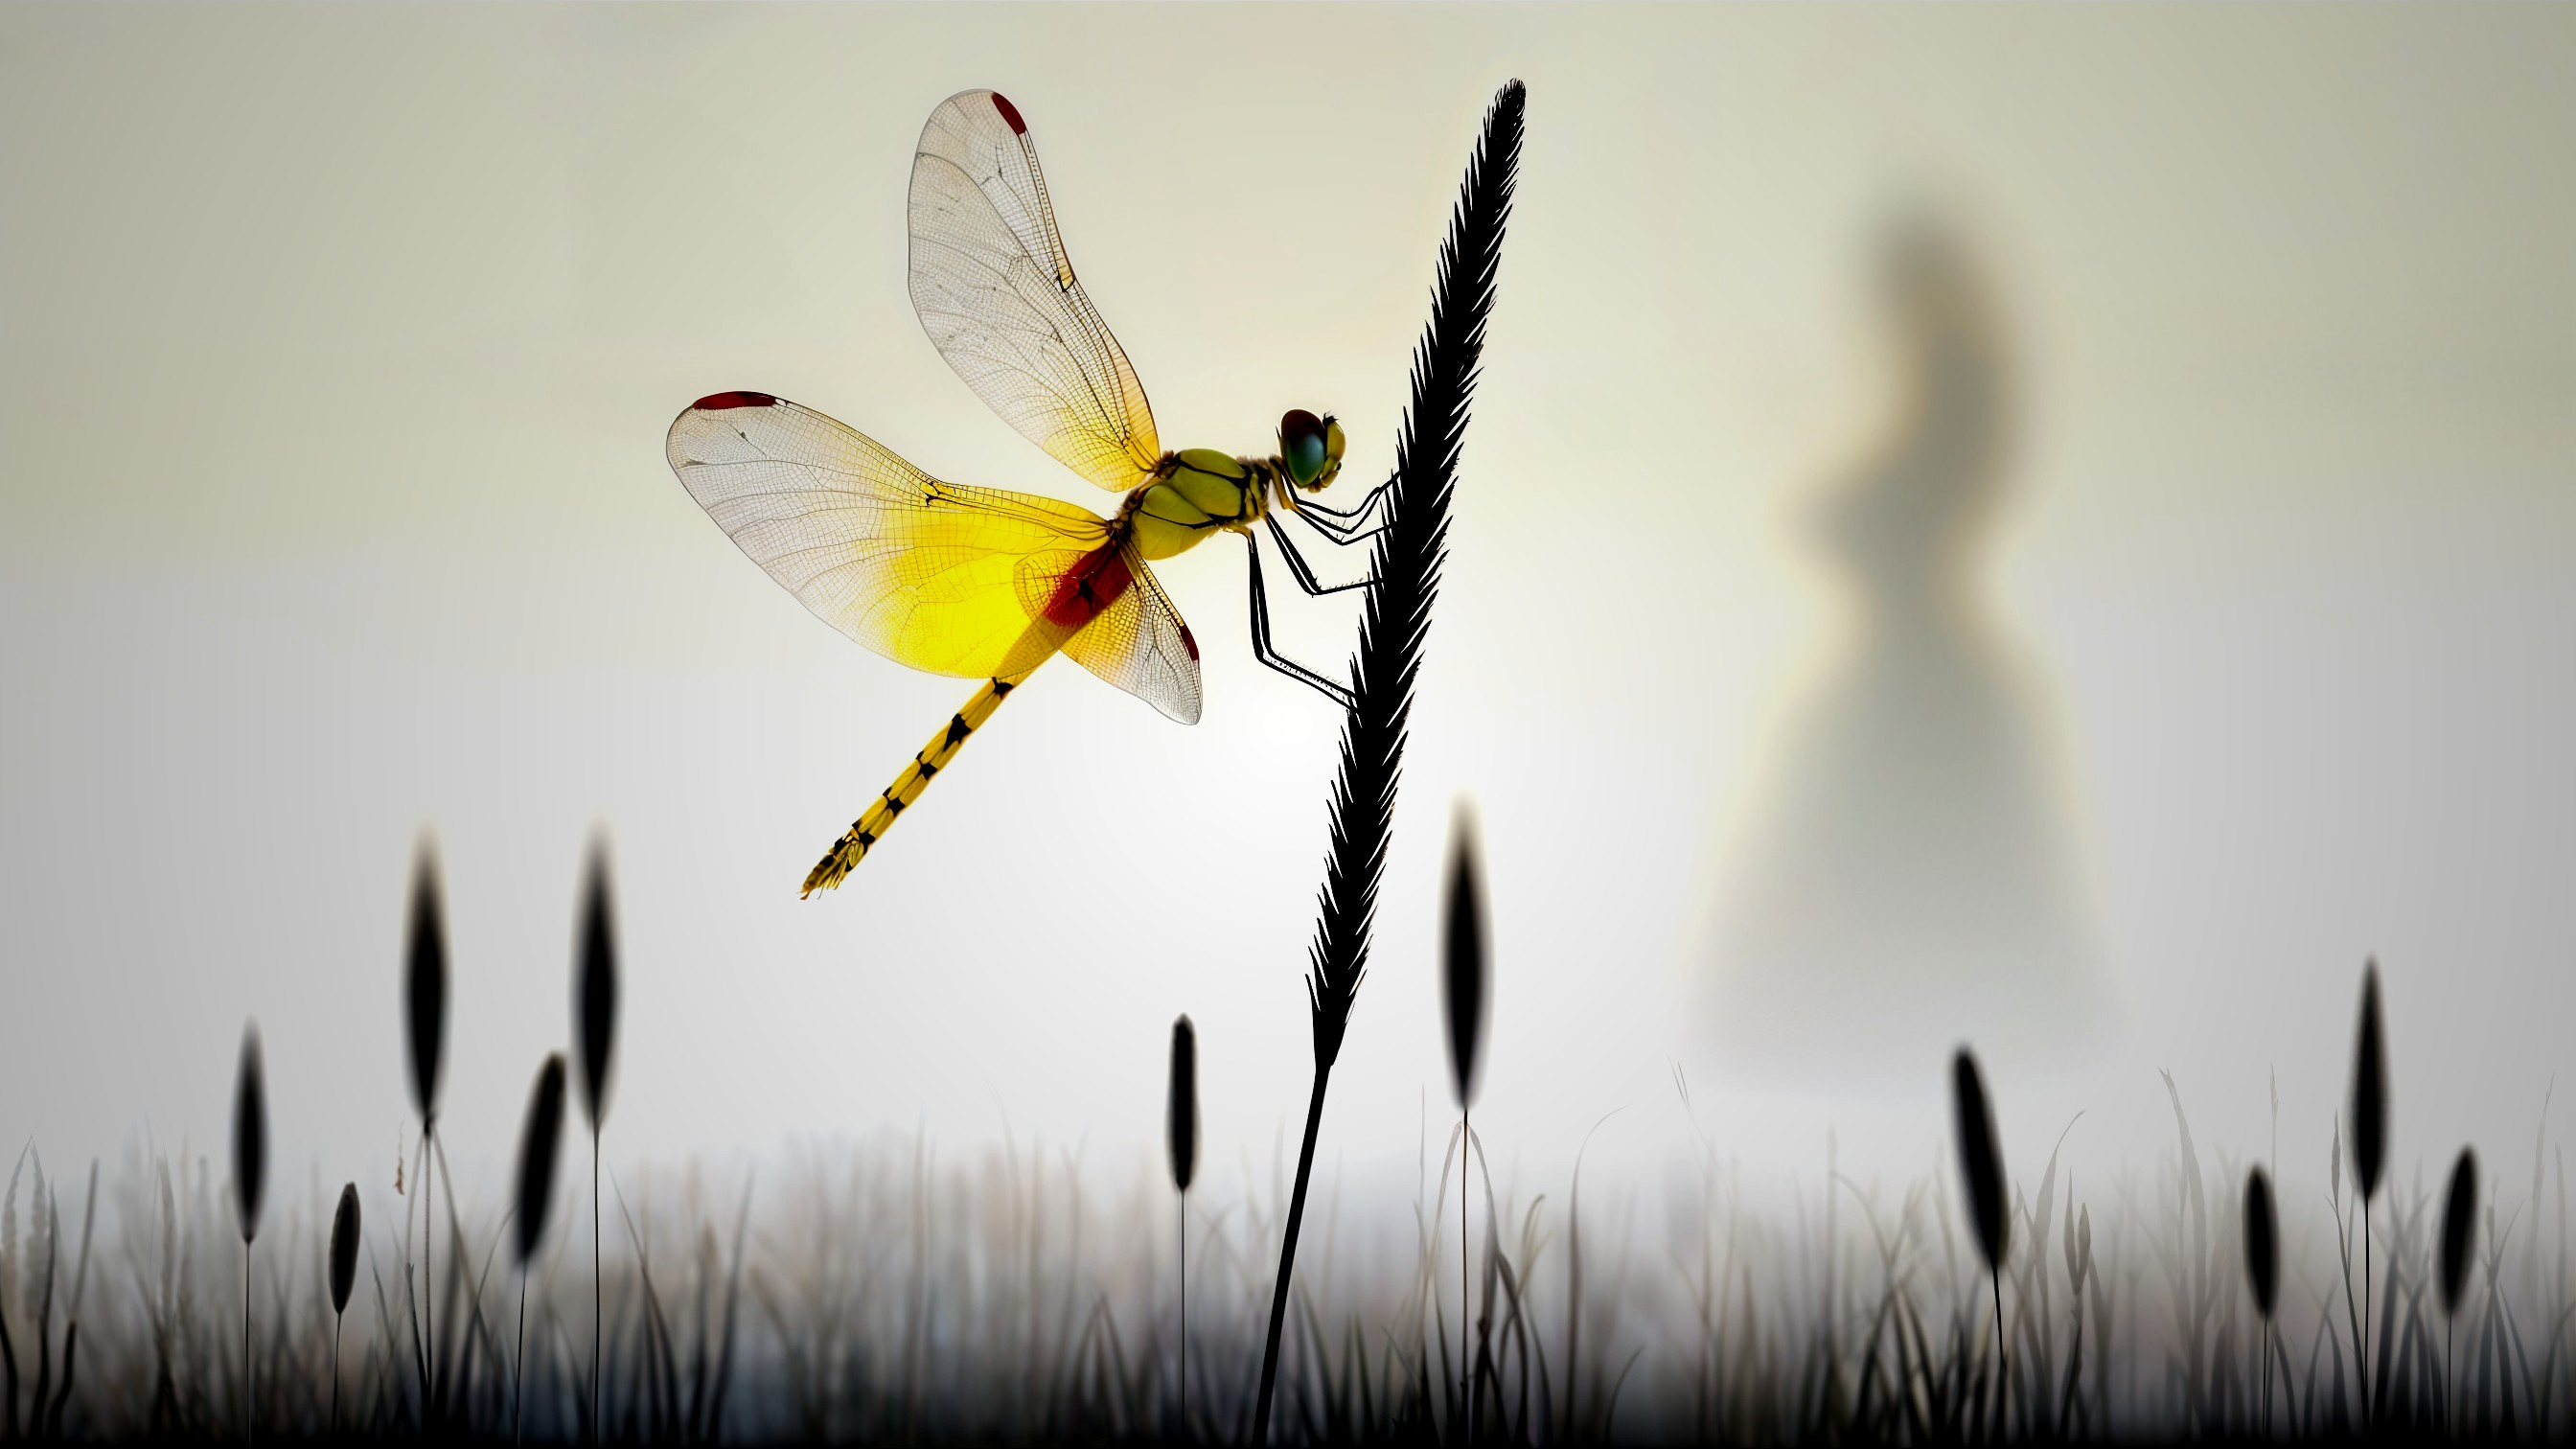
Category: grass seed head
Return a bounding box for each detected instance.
[2440,1146,2479,1317]
[1950,1046,2007,1272]
[2349,957,2387,1202]
[1167,1015,1199,1194]
[329,1182,360,1316]
[575,833,619,1132]
[513,1053,568,1268]
[1441,805,1489,1111]
[231,1019,267,1244]
[405,838,449,1126]
[2243,1166,2279,1320]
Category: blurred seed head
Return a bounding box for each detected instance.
[2349,958,2387,1203]
[1167,1015,1199,1194]
[2440,1146,2479,1318]
[329,1182,360,1317]
[232,1019,267,1244]
[2243,1167,2279,1320]
[513,1053,568,1268]
[405,837,449,1127]
[575,833,619,1133]
[1950,1046,2007,1273]
[1442,805,1489,1111]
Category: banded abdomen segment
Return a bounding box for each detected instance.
[802,671,1032,895]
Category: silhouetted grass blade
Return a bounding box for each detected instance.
[1442,806,1488,1110]
[330,1184,359,1317]
[2243,1166,2278,1319]
[1167,1015,1198,1194]
[406,840,449,1125]
[576,836,617,1132]
[1951,1047,2006,1270]
[2440,1146,2478,1317]
[2350,958,2386,1201]
[1251,79,1523,1449]
[231,1022,266,1244]
[514,1054,568,1267]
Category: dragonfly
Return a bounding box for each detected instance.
[667,90,1386,895]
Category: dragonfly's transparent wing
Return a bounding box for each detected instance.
[668,392,1103,680]
[1060,545,1204,724]
[910,90,1162,492]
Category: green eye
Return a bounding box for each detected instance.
[1280,409,1328,486]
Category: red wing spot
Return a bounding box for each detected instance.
[1041,544,1133,628]
[1180,624,1199,661]
[694,391,778,411]
[990,93,1028,135]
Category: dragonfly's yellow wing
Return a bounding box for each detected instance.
[668,392,1201,722]
[910,90,1162,492]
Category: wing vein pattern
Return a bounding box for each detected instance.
[910,89,1162,491]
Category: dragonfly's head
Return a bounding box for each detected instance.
[1278,409,1346,493]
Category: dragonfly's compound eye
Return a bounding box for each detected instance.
[1280,409,1329,487]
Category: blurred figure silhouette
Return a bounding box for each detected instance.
[1707,210,2110,1085]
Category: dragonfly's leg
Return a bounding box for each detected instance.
[1288,501,1389,548]
[1264,515,1377,599]
[1245,534,1356,711]
[1295,472,1397,526]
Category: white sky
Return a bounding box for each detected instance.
[2,5,2570,1227]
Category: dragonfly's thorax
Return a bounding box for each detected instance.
[1123,448,1296,561]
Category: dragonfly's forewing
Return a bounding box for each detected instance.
[909,90,1162,492]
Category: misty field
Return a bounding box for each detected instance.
[4,992,2569,1447]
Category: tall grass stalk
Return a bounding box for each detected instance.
[2349,959,2388,1426]
[1248,78,1522,1448]
[329,1183,359,1435]
[1950,1048,2007,1441]
[2244,1167,2277,1436]
[230,1021,266,1443]
[2440,1145,2477,1434]
[1167,1015,1199,1439]
[574,835,620,1445]
[514,1054,569,1446]
[404,840,450,1410]
[1442,807,1489,1439]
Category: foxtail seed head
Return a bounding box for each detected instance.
[1442,806,1490,1111]
[575,834,619,1133]
[2243,1167,2279,1320]
[329,1183,360,1317]
[1951,1047,2007,1274]
[405,837,449,1127]
[2440,1147,2479,1318]
[513,1054,568,1267]
[2349,958,2388,1203]
[1167,1016,1199,1194]
[232,1020,267,1245]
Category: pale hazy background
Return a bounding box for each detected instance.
[3,6,2570,1218]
